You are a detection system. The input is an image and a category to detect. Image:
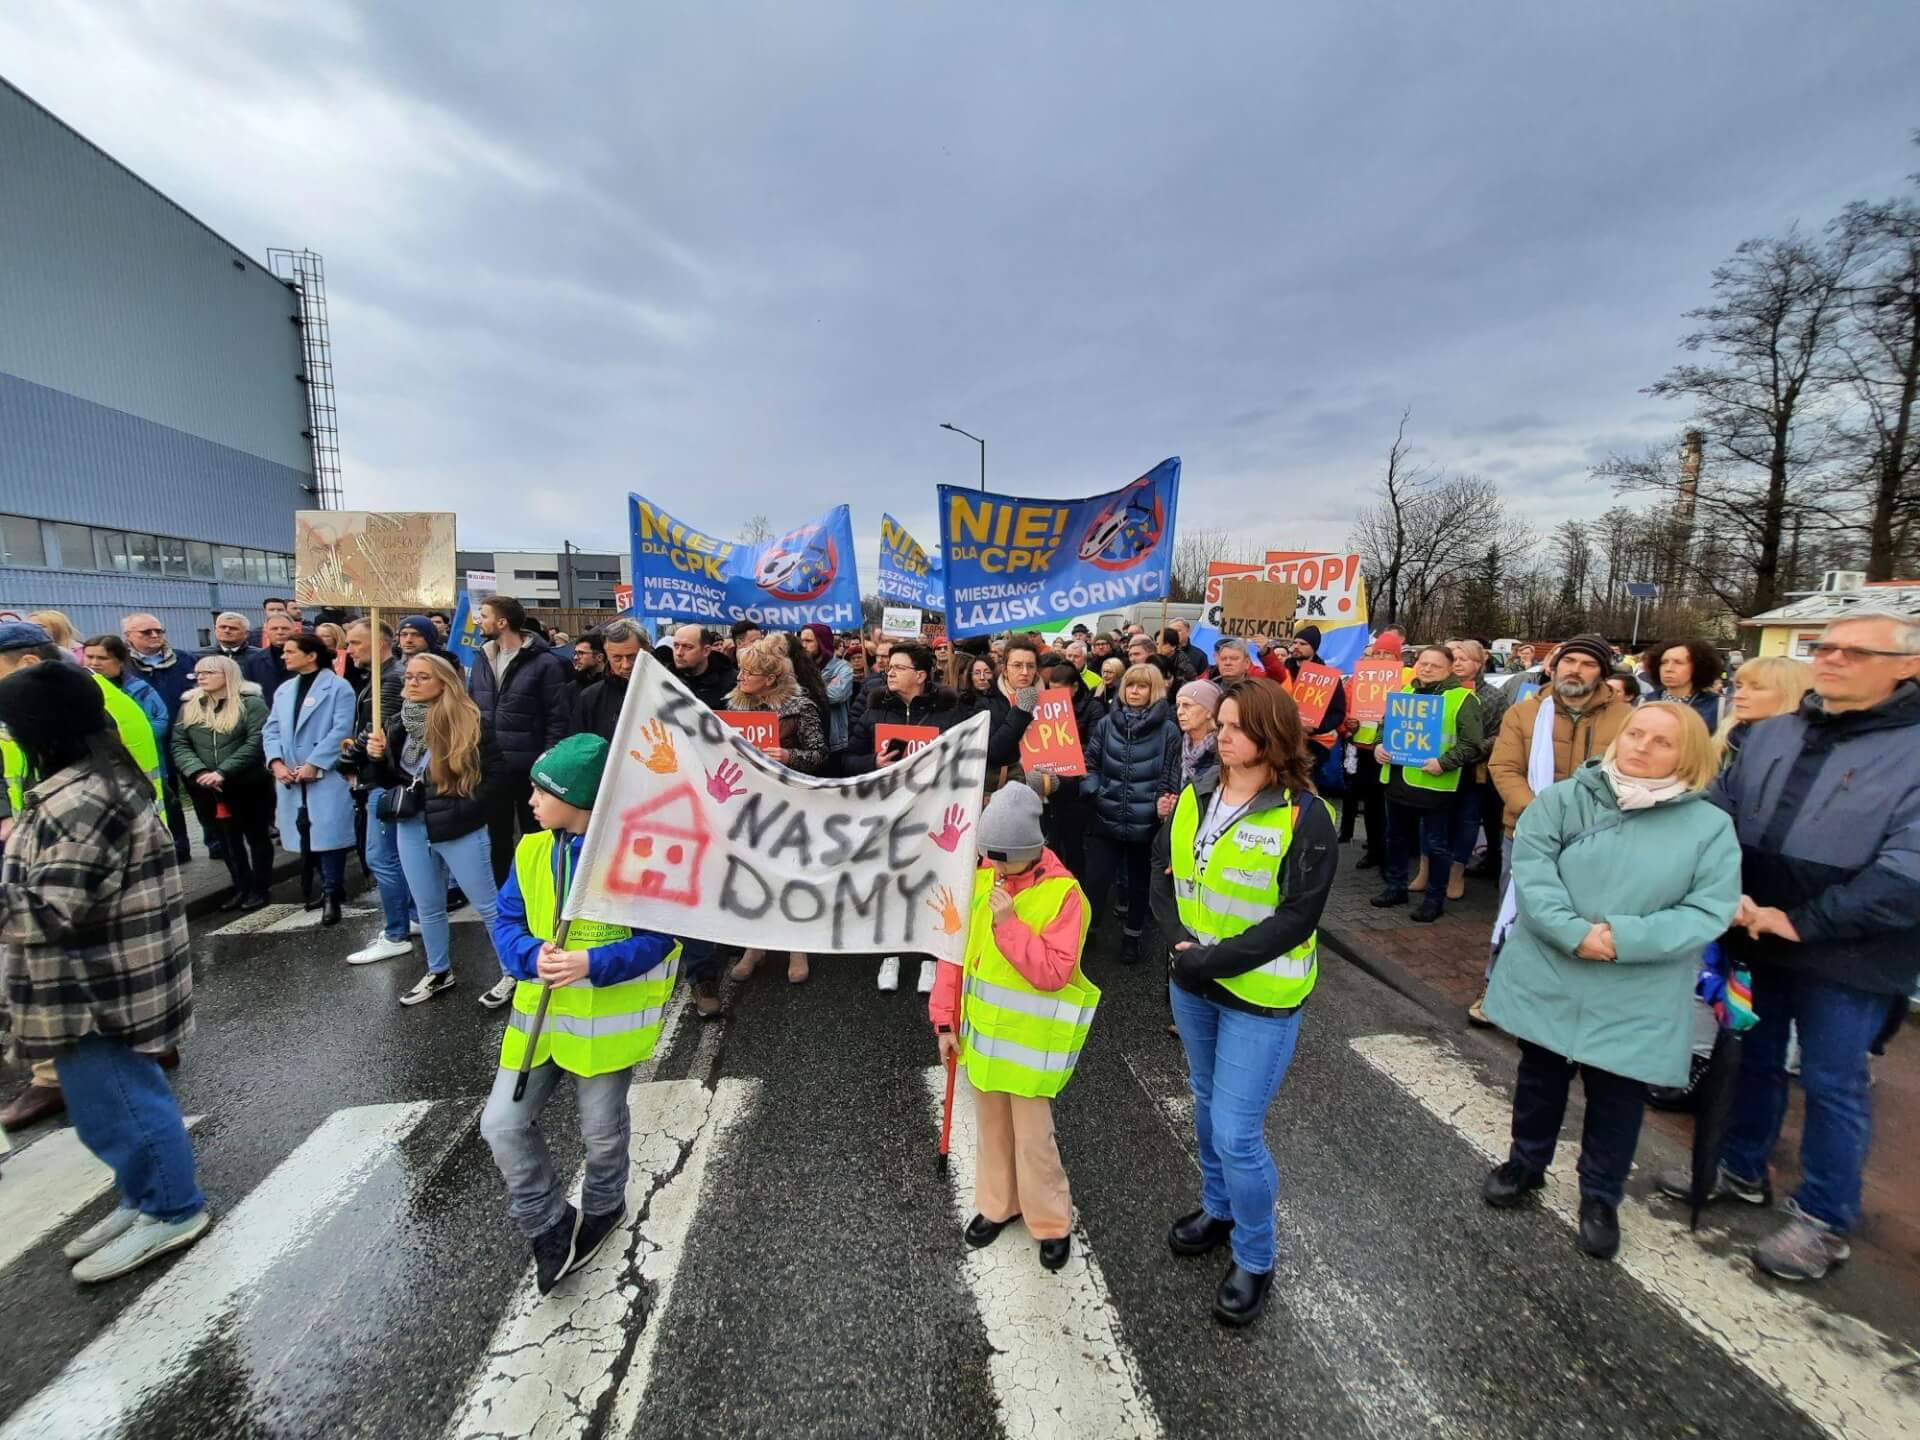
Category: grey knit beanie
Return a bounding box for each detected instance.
[976,783,1045,864]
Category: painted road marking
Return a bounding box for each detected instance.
[1120,1047,1457,1440]
[206,901,379,937]
[448,1077,757,1440]
[1352,1032,1920,1440]
[0,1101,434,1440]
[0,1116,204,1275]
[923,1066,1162,1440]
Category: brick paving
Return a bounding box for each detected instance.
[1317,834,1920,1295]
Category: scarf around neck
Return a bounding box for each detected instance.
[399,699,431,776]
[1600,758,1691,811]
[1180,729,1216,785]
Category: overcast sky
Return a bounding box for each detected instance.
[4,1,1917,569]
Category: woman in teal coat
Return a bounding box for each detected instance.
[1481,701,1740,1261]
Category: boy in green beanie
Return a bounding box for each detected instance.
[479,733,681,1293]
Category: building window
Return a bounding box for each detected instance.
[159,535,190,577]
[51,522,94,570]
[220,547,247,583]
[0,514,46,567]
[127,533,163,574]
[187,541,214,580]
[245,550,268,583]
[94,530,129,571]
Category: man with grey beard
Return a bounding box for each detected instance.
[1474,635,1628,1024]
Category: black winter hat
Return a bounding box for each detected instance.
[0,658,108,754]
[1295,625,1323,652]
[1552,633,1615,673]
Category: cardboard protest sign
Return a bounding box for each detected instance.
[938,458,1180,639]
[294,511,457,610]
[877,513,946,612]
[1348,658,1404,724]
[1193,553,1370,670]
[875,723,942,758]
[717,712,781,751]
[571,654,988,961]
[1017,686,1087,777]
[881,606,922,639]
[628,493,861,629]
[1219,581,1299,640]
[1290,662,1343,729]
[1381,692,1445,764]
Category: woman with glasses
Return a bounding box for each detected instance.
[171,655,274,911]
[262,633,357,925]
[359,653,513,1007]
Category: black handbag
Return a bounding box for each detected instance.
[375,776,426,822]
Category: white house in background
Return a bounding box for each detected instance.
[1743,572,1920,658]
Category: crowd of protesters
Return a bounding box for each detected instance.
[1,588,1916,1306]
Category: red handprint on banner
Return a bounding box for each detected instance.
[928,804,971,853]
[705,759,746,803]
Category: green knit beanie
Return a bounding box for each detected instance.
[531,734,610,807]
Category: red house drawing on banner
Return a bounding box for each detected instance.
[607,782,710,905]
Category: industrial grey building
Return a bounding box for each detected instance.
[0,77,324,648]
[455,549,631,611]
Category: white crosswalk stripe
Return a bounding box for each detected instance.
[0,1117,204,1276]
[923,1065,1163,1440]
[0,1102,436,1440]
[1352,1031,1920,1440]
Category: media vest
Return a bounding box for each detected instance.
[1378,686,1470,794]
[959,866,1098,1099]
[1169,786,1327,1009]
[498,830,680,1077]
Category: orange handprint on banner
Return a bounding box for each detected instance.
[928,885,964,936]
[629,719,679,775]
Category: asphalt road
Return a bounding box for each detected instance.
[0,898,1913,1440]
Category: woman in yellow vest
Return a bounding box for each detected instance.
[479,734,681,1295]
[929,782,1096,1273]
[1151,677,1337,1327]
[1370,643,1484,922]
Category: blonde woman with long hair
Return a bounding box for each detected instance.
[1714,655,1814,769]
[362,653,514,1007]
[171,654,274,910]
[27,609,84,661]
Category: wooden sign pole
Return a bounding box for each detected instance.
[369,605,383,735]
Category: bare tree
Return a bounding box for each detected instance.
[1835,181,1920,580]
[1599,229,1861,613]
[738,515,776,544]
[1350,410,1424,625]
[1170,526,1238,602]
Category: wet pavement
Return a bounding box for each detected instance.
[1,900,1916,1439]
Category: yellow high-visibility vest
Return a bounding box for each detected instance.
[959,866,1098,1099]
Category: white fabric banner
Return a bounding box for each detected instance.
[568,653,990,960]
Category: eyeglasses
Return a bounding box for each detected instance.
[132,626,165,635]
[1808,642,1919,663]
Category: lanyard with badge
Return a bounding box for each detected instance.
[1195,788,1264,874]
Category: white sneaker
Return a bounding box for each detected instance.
[916,959,937,994]
[63,1205,140,1261]
[409,920,423,936]
[400,970,456,1006]
[479,975,518,1010]
[71,1209,211,1284]
[877,956,901,992]
[347,934,413,966]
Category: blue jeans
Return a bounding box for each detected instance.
[364,789,417,941]
[54,1036,204,1222]
[1447,785,1482,868]
[1382,802,1451,904]
[479,1062,633,1236]
[679,936,720,986]
[394,821,500,975]
[1168,981,1303,1273]
[1722,969,1895,1232]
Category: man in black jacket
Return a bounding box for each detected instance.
[244,613,294,702]
[573,618,645,741]
[667,624,738,710]
[210,611,262,669]
[468,594,572,883]
[843,642,1033,776]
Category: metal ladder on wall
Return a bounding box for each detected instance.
[267,247,343,510]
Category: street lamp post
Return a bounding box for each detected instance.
[939,422,986,491]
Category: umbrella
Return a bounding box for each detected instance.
[1688,942,1756,1230]
[296,781,317,908]
[937,1048,958,1174]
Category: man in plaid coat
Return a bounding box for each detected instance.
[0,660,210,1283]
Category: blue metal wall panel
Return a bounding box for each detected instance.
[0,565,293,650]
[0,372,307,549]
[0,78,312,475]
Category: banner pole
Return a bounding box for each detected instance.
[1158,593,1169,642]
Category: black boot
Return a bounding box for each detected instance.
[321,894,343,927]
[1411,897,1444,923]
[1481,1159,1544,1208]
[1369,888,1409,908]
[1169,1209,1235,1257]
[1213,1262,1272,1327]
[1355,853,1382,870]
[217,889,248,912]
[964,1213,1019,1248]
[1118,930,1141,965]
[1576,1197,1620,1260]
[1038,1237,1071,1271]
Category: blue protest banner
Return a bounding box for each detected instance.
[937,458,1180,639]
[449,590,486,669]
[628,494,862,629]
[1381,692,1445,764]
[877,513,945,612]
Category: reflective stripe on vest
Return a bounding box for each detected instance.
[496,829,680,1077]
[1379,686,1469,794]
[959,866,1098,1100]
[1168,787,1324,1009]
